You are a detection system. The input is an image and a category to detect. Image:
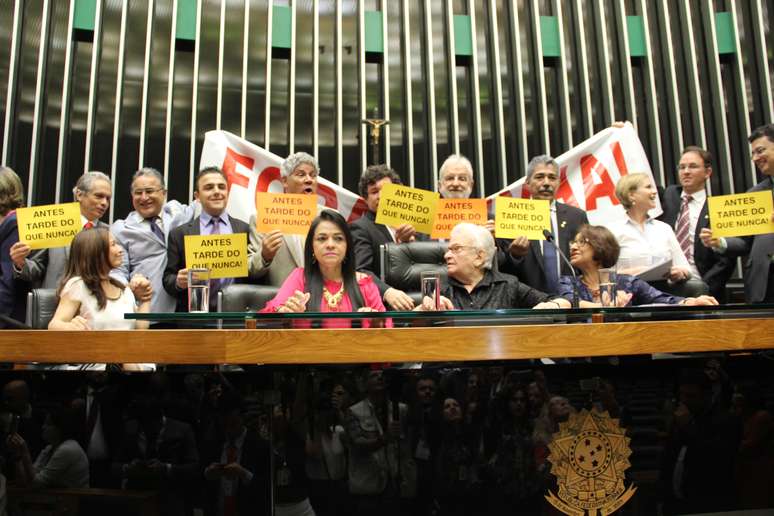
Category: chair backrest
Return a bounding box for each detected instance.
[217,284,280,312]
[380,241,449,295]
[26,288,59,329]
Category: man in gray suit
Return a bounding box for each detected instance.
[701,123,774,303]
[247,152,326,286]
[10,171,112,289]
[111,168,196,313]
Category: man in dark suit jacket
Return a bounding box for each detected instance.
[10,171,113,289]
[350,164,416,310]
[201,393,269,516]
[163,167,252,312]
[658,146,735,301]
[497,155,588,294]
[701,124,774,303]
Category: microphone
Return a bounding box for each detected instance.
[543,229,579,308]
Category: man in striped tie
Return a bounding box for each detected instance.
[658,147,735,302]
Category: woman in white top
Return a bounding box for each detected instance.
[609,173,693,283]
[49,227,152,331]
[48,227,153,370]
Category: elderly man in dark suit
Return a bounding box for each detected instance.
[658,147,735,302]
[349,164,416,310]
[163,166,252,312]
[497,155,589,295]
[701,124,774,303]
[10,171,112,289]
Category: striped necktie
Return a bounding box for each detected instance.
[675,195,693,263]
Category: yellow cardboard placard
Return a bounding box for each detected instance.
[707,190,774,238]
[184,233,249,279]
[254,192,318,235]
[494,196,551,240]
[16,202,82,249]
[374,183,439,235]
[430,198,488,239]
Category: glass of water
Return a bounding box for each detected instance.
[420,271,441,310]
[188,268,210,313]
[597,267,618,307]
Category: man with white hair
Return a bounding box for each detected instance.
[419,223,570,310]
[10,171,113,289]
[438,154,475,199]
[248,152,329,286]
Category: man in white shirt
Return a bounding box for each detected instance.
[658,147,734,301]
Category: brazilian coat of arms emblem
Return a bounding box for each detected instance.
[545,409,637,515]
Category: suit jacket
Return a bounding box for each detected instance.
[658,185,736,301]
[162,214,251,312]
[350,211,398,295]
[14,220,109,289]
[200,429,270,516]
[247,204,331,286]
[497,202,588,294]
[112,200,196,313]
[0,213,30,326]
[721,177,774,303]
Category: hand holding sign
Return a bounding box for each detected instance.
[16,202,82,250]
[255,192,317,235]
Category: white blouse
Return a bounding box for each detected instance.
[62,276,137,330]
[606,216,694,276]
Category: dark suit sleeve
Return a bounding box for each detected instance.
[163,227,185,297]
[350,219,377,275]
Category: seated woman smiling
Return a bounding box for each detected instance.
[48,228,154,370]
[261,209,387,326]
[557,225,718,307]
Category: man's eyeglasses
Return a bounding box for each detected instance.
[132,187,165,197]
[447,244,477,255]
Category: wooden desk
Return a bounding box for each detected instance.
[1,317,773,364]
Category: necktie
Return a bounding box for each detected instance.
[675,195,693,263]
[223,442,238,516]
[209,218,222,308]
[83,221,94,230]
[147,216,164,241]
[543,241,559,294]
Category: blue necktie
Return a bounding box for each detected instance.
[146,217,164,242]
[543,241,559,294]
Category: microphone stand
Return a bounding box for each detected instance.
[543,229,579,309]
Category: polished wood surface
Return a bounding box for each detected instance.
[1,317,773,364]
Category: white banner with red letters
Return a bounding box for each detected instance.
[486,122,660,225]
[199,130,368,224]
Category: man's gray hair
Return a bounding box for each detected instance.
[130,167,166,191]
[73,171,111,199]
[451,222,495,270]
[280,152,320,178]
[526,155,559,180]
[439,154,474,180]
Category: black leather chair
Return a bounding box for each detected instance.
[217,284,280,313]
[26,288,59,329]
[380,241,448,303]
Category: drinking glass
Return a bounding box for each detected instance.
[188,268,210,313]
[420,271,442,310]
[598,267,618,307]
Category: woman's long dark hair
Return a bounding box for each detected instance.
[57,227,125,310]
[303,209,364,311]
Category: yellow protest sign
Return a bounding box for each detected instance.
[374,183,439,235]
[494,197,551,240]
[707,190,774,238]
[430,198,488,239]
[16,202,82,249]
[184,233,248,279]
[254,192,318,235]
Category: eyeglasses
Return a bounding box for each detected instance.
[751,145,770,159]
[447,244,477,255]
[570,238,589,247]
[132,187,165,197]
